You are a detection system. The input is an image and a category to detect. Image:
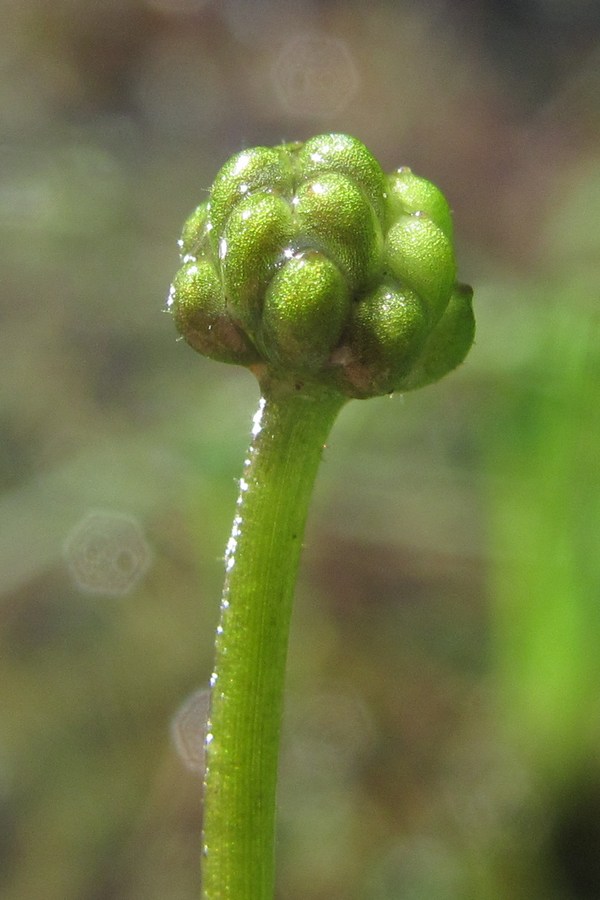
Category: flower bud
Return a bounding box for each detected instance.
[168,133,474,398]
[386,168,453,238]
[262,251,350,370]
[385,213,456,324]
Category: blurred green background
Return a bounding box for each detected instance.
[1,1,599,898]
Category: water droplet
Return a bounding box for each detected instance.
[252,397,266,437]
[232,152,252,177]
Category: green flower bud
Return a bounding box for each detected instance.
[385,213,456,324]
[220,192,293,328]
[386,168,453,239]
[169,260,260,365]
[169,133,474,398]
[395,283,475,392]
[208,147,291,255]
[335,283,429,398]
[262,251,350,370]
[296,133,387,225]
[179,201,210,261]
[293,172,382,291]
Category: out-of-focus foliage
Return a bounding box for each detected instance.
[0,2,599,899]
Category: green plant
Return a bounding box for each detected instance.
[168,132,474,899]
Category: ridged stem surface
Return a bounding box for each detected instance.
[202,382,345,899]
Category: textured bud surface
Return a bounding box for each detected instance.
[168,133,474,398]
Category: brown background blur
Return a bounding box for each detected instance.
[1,1,600,898]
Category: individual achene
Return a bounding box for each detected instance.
[168,133,474,398]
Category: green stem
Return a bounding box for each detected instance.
[201,380,346,899]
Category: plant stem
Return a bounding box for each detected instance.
[201,380,346,899]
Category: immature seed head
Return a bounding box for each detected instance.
[168,133,474,398]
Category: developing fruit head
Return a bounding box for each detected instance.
[168,133,474,398]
